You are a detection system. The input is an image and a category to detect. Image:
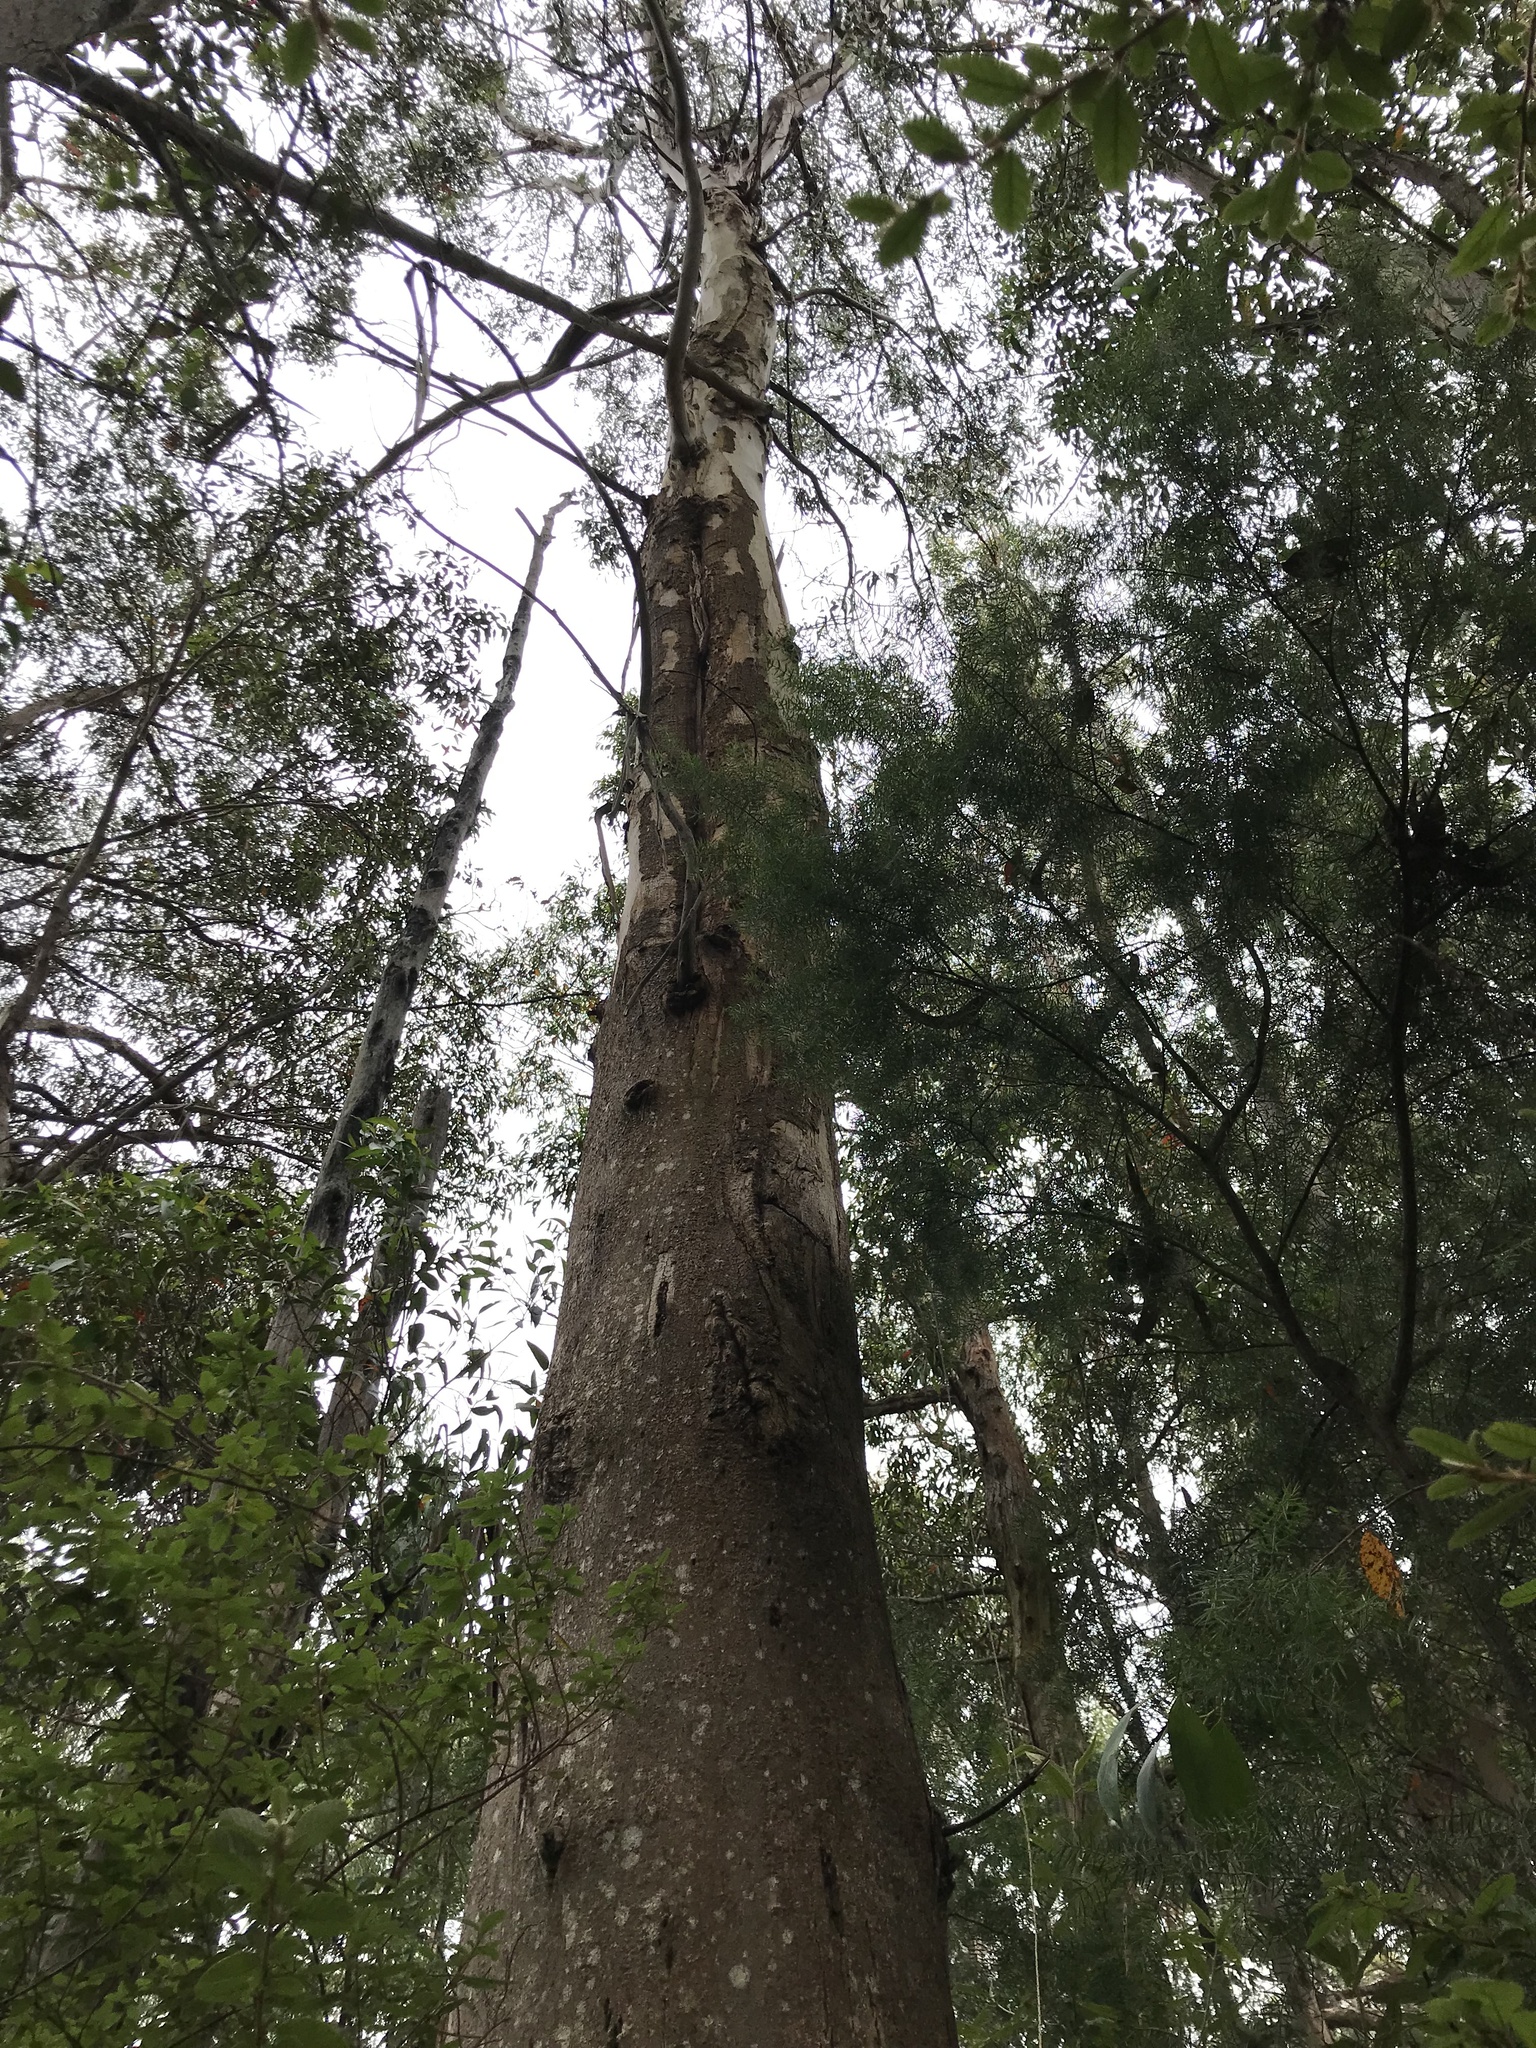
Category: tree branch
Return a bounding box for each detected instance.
[639,0,703,459]
[864,1383,955,1419]
[46,58,767,419]
[942,1759,1049,1836]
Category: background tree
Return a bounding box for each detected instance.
[727,229,1536,2042]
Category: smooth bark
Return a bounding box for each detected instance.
[267,500,563,1370]
[951,1328,1085,1763]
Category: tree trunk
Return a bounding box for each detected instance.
[267,498,564,1371]
[2,0,161,76]
[951,1327,1084,1763]
[455,182,956,2048]
[291,1081,453,1620]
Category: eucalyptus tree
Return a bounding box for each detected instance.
[2,0,1028,2036]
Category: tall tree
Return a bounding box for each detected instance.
[5,0,1013,2035]
[737,231,1536,2040]
[452,22,958,2040]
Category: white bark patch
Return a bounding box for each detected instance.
[725,612,756,666]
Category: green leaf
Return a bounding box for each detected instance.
[1264,161,1301,237]
[1092,76,1141,191]
[278,15,322,85]
[1408,1426,1478,1464]
[1167,1701,1254,1825]
[286,1799,349,1856]
[1338,45,1394,93]
[332,16,377,52]
[195,1950,263,2004]
[1038,1760,1076,1799]
[989,149,1034,232]
[846,193,898,224]
[1472,1874,1518,1915]
[1501,1576,1536,1607]
[941,52,1034,106]
[1427,1470,1476,1497]
[1135,1741,1162,1829]
[215,1807,272,1851]
[1187,21,1259,120]
[1378,0,1431,60]
[0,359,25,403]
[1220,185,1270,225]
[272,2021,349,2048]
[902,116,969,165]
[1096,1709,1136,1825]
[1481,1422,1536,1460]
[289,1890,355,1940]
[1450,1486,1532,1549]
[1300,151,1353,193]
[1320,86,1386,133]
[878,202,933,266]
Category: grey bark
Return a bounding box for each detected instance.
[295,1081,452,1614]
[267,498,564,1369]
[454,171,956,2048]
[0,0,157,74]
[951,1327,1085,1763]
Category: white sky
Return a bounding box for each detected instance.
[295,263,929,939]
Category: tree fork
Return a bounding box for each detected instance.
[455,181,957,2048]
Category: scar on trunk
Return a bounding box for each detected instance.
[648,1255,675,1341]
[819,1845,845,1932]
[707,1291,794,1445]
[531,1409,580,1504]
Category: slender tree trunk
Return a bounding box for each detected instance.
[951,1328,1084,1762]
[290,1081,452,1618]
[267,498,564,1370]
[455,183,956,2048]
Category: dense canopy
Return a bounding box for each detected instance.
[0,0,1533,2043]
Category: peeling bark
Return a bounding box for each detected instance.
[455,182,956,2048]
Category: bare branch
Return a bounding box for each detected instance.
[22,1013,186,1103]
[864,1383,954,1419]
[0,678,132,741]
[355,346,631,494]
[0,681,167,1181]
[269,494,571,1371]
[753,48,851,185]
[46,58,768,419]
